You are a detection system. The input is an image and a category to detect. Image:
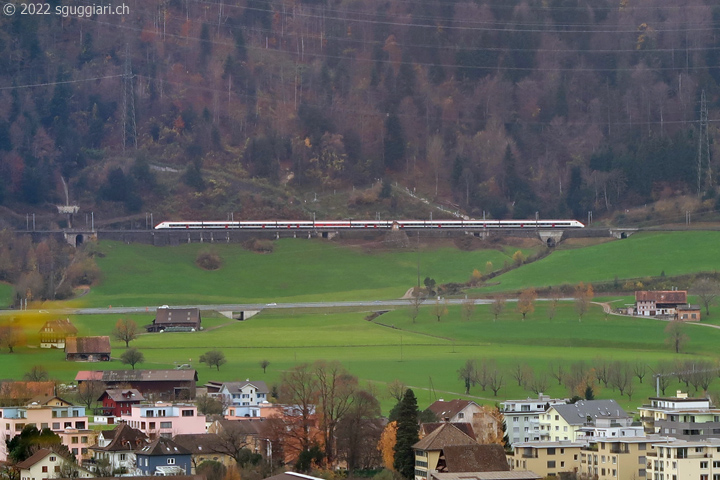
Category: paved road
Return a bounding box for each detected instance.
[2,297,578,315]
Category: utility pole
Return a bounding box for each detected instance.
[697,89,710,196]
[122,44,137,152]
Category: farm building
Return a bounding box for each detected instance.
[634,290,688,317]
[76,369,198,399]
[146,307,201,332]
[65,336,111,361]
[39,318,78,348]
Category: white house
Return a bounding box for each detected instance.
[17,448,93,480]
[89,423,148,475]
[501,394,569,445]
[217,380,270,418]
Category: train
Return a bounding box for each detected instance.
[154,219,585,230]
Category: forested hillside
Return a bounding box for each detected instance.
[1,0,719,225]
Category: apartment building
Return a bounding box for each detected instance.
[646,438,720,480]
[639,391,720,440]
[120,402,206,439]
[511,441,584,477]
[501,394,568,445]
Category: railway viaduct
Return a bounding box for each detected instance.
[18,225,639,248]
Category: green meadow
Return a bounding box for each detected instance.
[480,231,720,293]
[4,231,720,413]
[85,239,523,307]
[0,282,11,307]
[6,302,719,413]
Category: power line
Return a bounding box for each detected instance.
[0,75,123,91]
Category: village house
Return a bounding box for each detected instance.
[639,391,720,440]
[135,436,192,476]
[413,422,510,480]
[89,423,148,475]
[500,394,569,445]
[16,448,94,480]
[120,402,206,439]
[634,290,689,317]
[539,399,632,442]
[38,318,77,349]
[214,380,271,418]
[146,307,201,333]
[0,396,89,463]
[76,369,198,399]
[172,433,235,473]
[98,388,145,418]
[65,336,111,362]
[427,399,499,443]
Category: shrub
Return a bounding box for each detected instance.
[196,249,223,270]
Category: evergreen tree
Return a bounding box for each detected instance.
[393,388,419,479]
[584,385,595,400]
[383,113,405,170]
[502,419,512,452]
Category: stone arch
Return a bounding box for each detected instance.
[75,234,84,247]
[546,237,556,248]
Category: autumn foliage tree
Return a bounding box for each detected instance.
[517,288,537,320]
[574,283,594,321]
[112,318,138,347]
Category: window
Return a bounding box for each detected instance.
[458,413,464,419]
[42,467,48,473]
[50,456,56,461]
[167,458,175,465]
[149,422,156,429]
[513,417,519,423]
[119,454,126,461]
[182,410,194,417]
[81,436,88,443]
[547,461,556,468]
[547,449,556,455]
[72,436,78,444]
[72,448,78,455]
[41,423,48,429]
[701,462,708,469]
[52,422,60,430]
[161,421,172,429]
[612,469,617,477]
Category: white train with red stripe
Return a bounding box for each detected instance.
[154,219,585,230]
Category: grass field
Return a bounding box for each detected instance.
[85,239,525,307]
[479,231,720,293]
[0,282,11,307]
[4,301,719,413]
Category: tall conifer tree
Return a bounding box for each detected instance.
[393,388,419,479]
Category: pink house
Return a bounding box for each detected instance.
[119,402,206,439]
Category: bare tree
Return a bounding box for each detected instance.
[653,362,674,395]
[23,365,49,382]
[431,297,449,322]
[511,363,532,387]
[387,379,407,402]
[665,321,689,353]
[75,380,106,410]
[564,362,591,396]
[491,297,506,322]
[528,373,549,395]
[477,359,496,392]
[574,283,594,321]
[517,288,537,321]
[625,378,635,401]
[547,290,561,321]
[594,358,610,387]
[608,362,632,396]
[408,287,422,323]
[686,361,716,393]
[488,368,505,396]
[458,359,478,394]
[113,318,139,348]
[314,360,358,465]
[549,362,565,386]
[211,421,253,467]
[278,363,319,455]
[633,362,648,384]
[336,389,382,471]
[260,359,270,373]
[461,297,476,322]
[693,277,720,316]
